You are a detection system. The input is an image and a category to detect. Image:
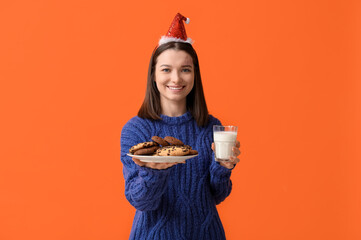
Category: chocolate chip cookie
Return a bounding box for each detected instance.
[151,136,169,146]
[164,136,184,146]
[129,141,159,154]
[156,145,190,156]
[188,149,198,155]
[133,146,160,155]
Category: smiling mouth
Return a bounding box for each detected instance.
[167,86,185,90]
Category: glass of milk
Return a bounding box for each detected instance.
[213,125,238,162]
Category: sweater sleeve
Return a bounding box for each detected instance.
[208,116,233,205]
[120,117,171,211]
[209,154,233,204]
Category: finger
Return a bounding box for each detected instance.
[211,143,215,151]
[147,162,157,169]
[132,158,145,167]
[155,164,166,170]
[230,156,240,164]
[220,161,234,169]
[235,140,240,148]
[229,156,236,162]
[156,162,177,170]
[232,147,241,157]
[159,163,177,169]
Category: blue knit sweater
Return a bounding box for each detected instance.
[120,112,233,240]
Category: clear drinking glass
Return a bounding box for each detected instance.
[213,125,238,162]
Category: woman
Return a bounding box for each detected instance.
[120,13,241,240]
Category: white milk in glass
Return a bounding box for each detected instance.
[214,131,237,161]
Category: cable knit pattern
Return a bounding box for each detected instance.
[120,112,233,240]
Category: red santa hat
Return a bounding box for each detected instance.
[158,13,193,46]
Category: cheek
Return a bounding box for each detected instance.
[157,81,167,91]
[187,75,195,88]
[155,81,163,92]
[154,73,165,88]
[184,78,195,95]
[155,80,169,95]
[155,71,168,83]
[189,82,195,93]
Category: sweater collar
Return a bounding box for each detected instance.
[160,111,193,125]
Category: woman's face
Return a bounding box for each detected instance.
[154,49,194,106]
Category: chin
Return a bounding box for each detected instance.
[168,96,186,102]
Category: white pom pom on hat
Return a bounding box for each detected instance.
[158,13,193,46]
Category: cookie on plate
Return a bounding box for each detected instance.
[164,136,184,146]
[133,146,160,155]
[151,136,169,146]
[156,145,190,156]
[188,149,198,155]
[129,141,158,154]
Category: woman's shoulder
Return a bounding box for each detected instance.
[197,114,222,136]
[122,116,154,132]
[121,116,155,143]
[207,114,222,126]
[123,115,146,126]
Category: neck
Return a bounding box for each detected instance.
[160,99,187,117]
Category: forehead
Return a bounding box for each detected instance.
[156,49,193,66]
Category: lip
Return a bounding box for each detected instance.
[167,86,185,91]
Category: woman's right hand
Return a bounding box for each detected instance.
[132,158,185,170]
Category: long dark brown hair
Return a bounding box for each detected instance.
[138,42,209,127]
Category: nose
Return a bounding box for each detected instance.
[171,70,182,83]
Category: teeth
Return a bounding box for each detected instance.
[168,86,183,90]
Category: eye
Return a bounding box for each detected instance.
[161,68,170,72]
[182,68,192,72]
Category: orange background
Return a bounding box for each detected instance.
[0,0,360,239]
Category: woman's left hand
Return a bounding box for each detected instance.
[211,140,241,169]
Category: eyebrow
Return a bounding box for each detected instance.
[182,65,193,68]
[159,64,193,68]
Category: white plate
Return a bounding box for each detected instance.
[127,154,198,163]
